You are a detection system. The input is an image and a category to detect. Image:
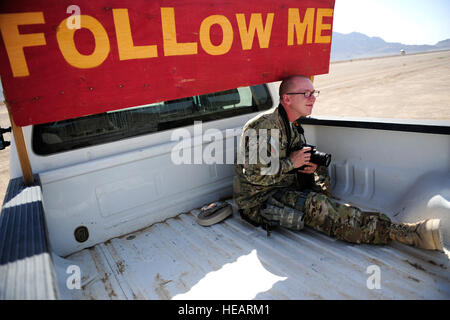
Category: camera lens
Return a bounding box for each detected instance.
[311,150,332,167]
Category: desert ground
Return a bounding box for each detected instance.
[313,50,450,120]
[0,50,449,206]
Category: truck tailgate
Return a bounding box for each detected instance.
[56,204,450,300]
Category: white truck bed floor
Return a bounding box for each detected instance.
[55,206,450,300]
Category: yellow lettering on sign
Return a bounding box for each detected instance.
[57,15,110,69]
[236,13,274,50]
[200,15,233,56]
[315,8,333,44]
[161,7,197,56]
[0,12,46,77]
[113,9,158,60]
[287,8,315,45]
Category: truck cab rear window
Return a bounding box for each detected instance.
[32,84,272,155]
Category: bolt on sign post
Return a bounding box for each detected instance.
[0,0,335,183]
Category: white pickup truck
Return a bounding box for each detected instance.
[1,81,449,300]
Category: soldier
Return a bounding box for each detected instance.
[233,75,444,251]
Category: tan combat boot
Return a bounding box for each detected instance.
[389,219,444,252]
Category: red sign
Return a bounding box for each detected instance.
[0,0,335,126]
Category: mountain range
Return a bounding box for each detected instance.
[330,32,450,61]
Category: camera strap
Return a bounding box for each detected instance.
[278,104,293,153]
[292,119,307,147]
[278,104,307,152]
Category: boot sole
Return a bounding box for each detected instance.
[428,219,444,252]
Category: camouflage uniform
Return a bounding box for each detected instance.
[233,105,392,245]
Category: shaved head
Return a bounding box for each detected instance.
[279,75,311,97]
[279,75,316,121]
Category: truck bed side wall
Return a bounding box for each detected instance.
[10,94,450,256]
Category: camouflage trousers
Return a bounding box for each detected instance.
[241,189,392,245]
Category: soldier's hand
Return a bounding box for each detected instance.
[298,162,318,174]
[289,147,312,169]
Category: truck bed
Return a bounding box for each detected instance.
[55,200,450,300]
[5,115,447,300]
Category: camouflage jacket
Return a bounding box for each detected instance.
[233,104,307,210]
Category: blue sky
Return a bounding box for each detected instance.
[333,0,450,45]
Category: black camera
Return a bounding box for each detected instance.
[290,144,332,190]
[292,144,331,169]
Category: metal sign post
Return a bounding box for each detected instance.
[5,101,34,185]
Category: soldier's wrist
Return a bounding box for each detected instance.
[282,158,295,173]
